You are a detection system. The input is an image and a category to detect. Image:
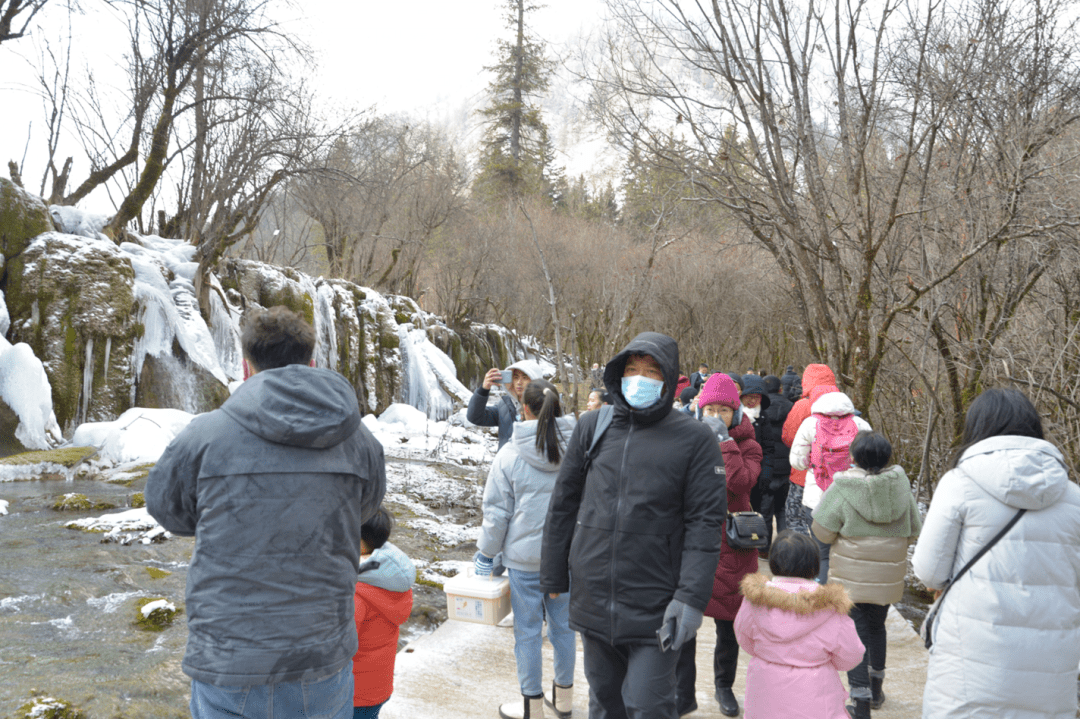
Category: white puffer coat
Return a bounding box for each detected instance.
[912,435,1080,719]
[478,414,576,572]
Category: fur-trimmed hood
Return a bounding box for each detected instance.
[739,574,853,643]
[741,573,853,615]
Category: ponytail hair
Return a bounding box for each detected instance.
[523,379,564,464]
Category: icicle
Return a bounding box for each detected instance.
[103,336,111,385]
[79,337,94,426]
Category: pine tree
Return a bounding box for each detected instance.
[473,0,558,202]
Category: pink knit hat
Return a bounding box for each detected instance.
[698,372,740,409]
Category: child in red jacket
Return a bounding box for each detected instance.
[353,508,415,718]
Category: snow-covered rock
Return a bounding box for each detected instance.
[4,198,562,438]
[71,407,195,465]
[65,507,172,545]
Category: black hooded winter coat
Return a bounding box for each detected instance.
[540,332,727,644]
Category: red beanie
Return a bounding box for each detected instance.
[676,375,690,398]
[698,373,740,409]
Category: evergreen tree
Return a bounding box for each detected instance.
[473,0,559,202]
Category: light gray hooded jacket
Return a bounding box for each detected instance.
[358,541,416,592]
[146,364,386,686]
[478,414,576,571]
[912,435,1080,719]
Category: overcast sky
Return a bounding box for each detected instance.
[0,0,608,203]
[305,0,607,115]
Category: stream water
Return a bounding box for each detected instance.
[1,476,192,718]
[0,454,480,718]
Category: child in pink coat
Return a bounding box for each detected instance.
[734,531,865,719]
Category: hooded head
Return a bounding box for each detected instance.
[604,332,679,423]
[801,364,837,398]
[679,385,699,407]
[740,374,772,411]
[763,375,782,395]
[726,372,745,393]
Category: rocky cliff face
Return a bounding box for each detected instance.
[0,184,546,447]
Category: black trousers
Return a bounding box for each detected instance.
[759,473,790,544]
[848,603,889,688]
[674,619,740,713]
[581,633,680,719]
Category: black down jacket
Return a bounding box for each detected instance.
[540,332,727,644]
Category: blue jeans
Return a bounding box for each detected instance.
[508,568,576,696]
[190,663,353,719]
[353,704,383,718]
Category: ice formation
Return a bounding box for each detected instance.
[4,203,558,453]
[0,339,64,449]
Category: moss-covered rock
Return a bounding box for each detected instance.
[4,232,138,432]
[0,446,97,467]
[134,597,181,631]
[134,352,230,414]
[146,566,171,579]
[52,493,116,511]
[0,177,54,263]
[13,695,85,719]
[0,396,29,457]
[130,492,145,508]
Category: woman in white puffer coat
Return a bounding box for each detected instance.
[913,388,1080,719]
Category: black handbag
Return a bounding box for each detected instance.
[920,508,1026,650]
[725,511,769,550]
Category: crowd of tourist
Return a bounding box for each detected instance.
[144,312,1080,719]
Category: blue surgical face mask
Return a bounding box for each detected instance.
[622,375,665,409]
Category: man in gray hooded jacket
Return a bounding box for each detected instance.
[147,306,386,719]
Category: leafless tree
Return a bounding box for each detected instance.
[586,0,1080,421]
[0,0,50,47]
[295,118,468,294]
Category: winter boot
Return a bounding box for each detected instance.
[846,687,872,719]
[868,668,886,709]
[499,694,545,719]
[716,687,739,717]
[544,682,573,718]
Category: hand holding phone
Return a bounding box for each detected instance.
[656,616,677,652]
[499,370,513,384]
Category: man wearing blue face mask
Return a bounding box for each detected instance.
[541,332,727,719]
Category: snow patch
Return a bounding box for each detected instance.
[140,598,175,617]
[414,559,472,585]
[25,697,72,718]
[71,407,195,465]
[0,499,8,515]
[49,205,109,239]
